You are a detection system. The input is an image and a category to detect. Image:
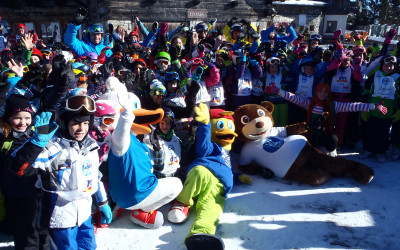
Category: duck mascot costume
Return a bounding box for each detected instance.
[167,103,252,250]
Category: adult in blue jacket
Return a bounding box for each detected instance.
[64,8,112,57]
[64,24,113,58]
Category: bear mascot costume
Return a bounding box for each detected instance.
[233,101,374,186]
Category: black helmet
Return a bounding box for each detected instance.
[56,95,96,140]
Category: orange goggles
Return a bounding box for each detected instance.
[78,76,89,83]
[101,116,115,126]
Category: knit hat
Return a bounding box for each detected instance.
[149,79,166,96]
[31,47,43,63]
[3,94,34,119]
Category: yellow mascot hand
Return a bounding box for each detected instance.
[239,174,253,185]
[194,102,210,125]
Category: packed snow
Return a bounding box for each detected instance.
[1,144,400,249]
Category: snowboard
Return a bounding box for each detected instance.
[185,233,224,250]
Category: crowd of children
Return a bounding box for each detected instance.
[0,7,399,249]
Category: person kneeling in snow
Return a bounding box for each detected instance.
[167,103,252,249]
[107,92,183,229]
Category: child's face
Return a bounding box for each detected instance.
[30,55,40,65]
[167,81,178,93]
[68,120,89,141]
[382,63,395,74]
[152,95,164,106]
[304,65,314,76]
[316,87,329,101]
[268,64,279,76]
[9,111,32,132]
[159,118,172,134]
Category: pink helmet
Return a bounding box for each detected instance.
[94,102,116,118]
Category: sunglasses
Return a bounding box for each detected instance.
[384,56,397,64]
[101,116,115,126]
[65,95,96,113]
[165,72,179,81]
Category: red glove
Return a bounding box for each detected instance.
[265,83,280,94]
[384,28,397,44]
[160,22,168,36]
[294,44,307,56]
[333,29,342,40]
[98,46,110,64]
[292,33,305,47]
[375,100,388,115]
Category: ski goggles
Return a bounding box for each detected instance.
[383,56,397,64]
[77,76,89,83]
[157,59,170,66]
[101,116,115,126]
[310,34,322,41]
[65,95,96,113]
[151,89,166,96]
[267,57,280,65]
[165,72,180,81]
[42,50,51,56]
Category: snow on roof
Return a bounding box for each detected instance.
[273,0,328,6]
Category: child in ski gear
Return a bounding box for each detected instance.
[33,94,112,249]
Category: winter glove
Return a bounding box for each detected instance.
[333,29,342,40]
[227,17,239,27]
[360,111,370,122]
[249,59,258,67]
[238,174,253,185]
[194,102,210,125]
[98,47,110,65]
[52,54,67,72]
[17,66,45,90]
[191,66,204,82]
[160,22,168,36]
[197,44,206,57]
[209,18,217,26]
[30,112,58,148]
[265,83,279,94]
[239,19,250,26]
[391,110,400,123]
[248,26,260,40]
[99,204,112,224]
[254,167,274,179]
[152,21,158,34]
[294,45,307,58]
[169,46,179,62]
[186,78,201,97]
[384,28,397,44]
[256,42,271,54]
[72,7,88,26]
[374,100,387,115]
[292,34,305,47]
[240,47,247,62]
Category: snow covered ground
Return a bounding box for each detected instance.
[1,144,400,249]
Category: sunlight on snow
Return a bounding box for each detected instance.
[227,210,375,228]
[270,187,361,197]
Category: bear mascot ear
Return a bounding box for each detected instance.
[260,101,274,114]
